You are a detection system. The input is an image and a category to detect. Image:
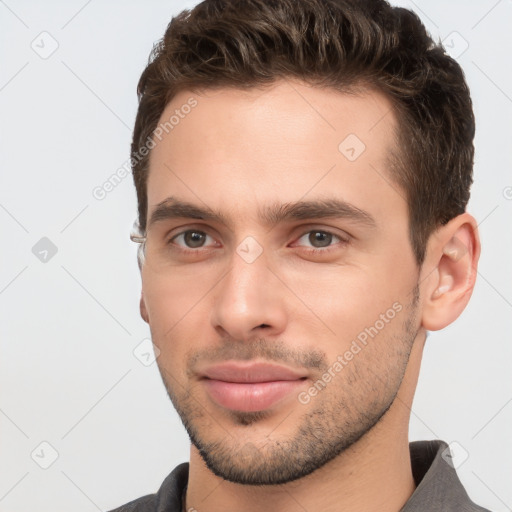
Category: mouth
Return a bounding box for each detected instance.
[198,362,308,412]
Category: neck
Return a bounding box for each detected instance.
[184,331,426,512]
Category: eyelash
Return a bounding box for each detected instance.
[293,230,350,254]
[167,228,350,255]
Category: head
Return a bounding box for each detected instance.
[130,0,480,485]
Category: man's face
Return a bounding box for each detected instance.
[140,80,422,485]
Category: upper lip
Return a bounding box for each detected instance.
[199,362,307,383]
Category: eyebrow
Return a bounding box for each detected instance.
[147,196,377,231]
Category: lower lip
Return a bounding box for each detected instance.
[202,379,305,412]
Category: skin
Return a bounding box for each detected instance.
[138,79,480,512]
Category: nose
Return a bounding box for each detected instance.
[210,249,288,342]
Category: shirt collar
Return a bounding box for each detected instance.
[400,439,487,511]
[159,439,486,512]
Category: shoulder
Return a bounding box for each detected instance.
[107,462,189,512]
[404,440,493,512]
[108,494,156,512]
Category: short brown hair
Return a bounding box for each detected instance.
[131,0,475,265]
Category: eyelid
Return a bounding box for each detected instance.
[291,224,351,242]
[165,224,351,251]
[289,228,350,251]
[165,222,220,239]
[168,226,220,248]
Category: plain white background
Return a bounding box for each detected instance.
[1,1,511,511]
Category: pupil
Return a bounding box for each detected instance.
[185,231,205,248]
[309,231,331,248]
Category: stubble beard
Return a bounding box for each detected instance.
[157,287,420,485]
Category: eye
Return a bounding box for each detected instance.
[293,229,349,251]
[170,230,217,249]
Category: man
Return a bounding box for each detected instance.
[112,0,489,510]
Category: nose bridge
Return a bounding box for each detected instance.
[220,248,270,318]
[211,244,286,340]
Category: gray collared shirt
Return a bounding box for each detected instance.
[401,440,491,511]
[109,439,492,511]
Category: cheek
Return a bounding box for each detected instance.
[142,266,218,321]
[141,273,202,352]
[284,264,407,343]
[141,271,221,369]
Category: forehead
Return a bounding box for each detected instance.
[147,79,403,224]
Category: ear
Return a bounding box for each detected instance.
[420,213,481,331]
[140,291,149,324]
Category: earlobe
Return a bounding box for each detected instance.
[421,213,480,331]
[140,292,149,323]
